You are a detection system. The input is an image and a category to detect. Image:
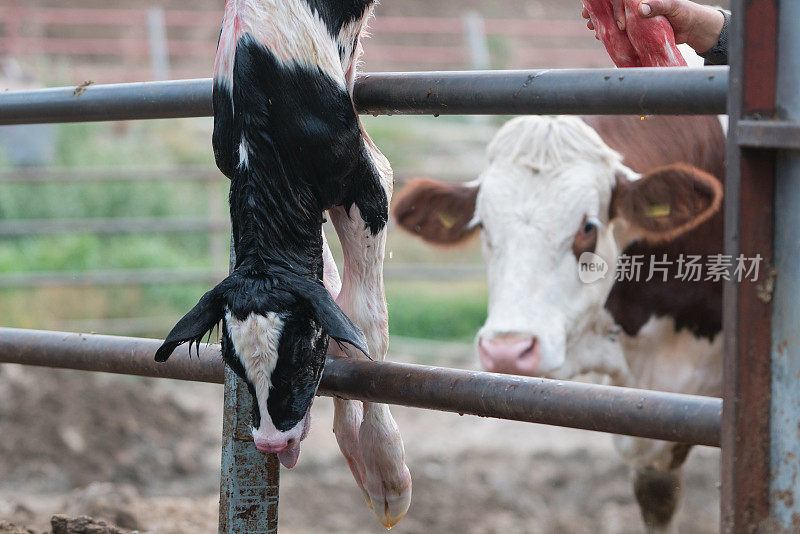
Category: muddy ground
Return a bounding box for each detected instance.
[0,343,719,534]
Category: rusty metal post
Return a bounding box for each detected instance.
[218,242,280,532]
[722,0,800,531]
[769,0,800,529]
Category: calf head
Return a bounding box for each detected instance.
[394,116,722,380]
[155,272,368,468]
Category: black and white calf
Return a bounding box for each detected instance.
[155,0,410,527]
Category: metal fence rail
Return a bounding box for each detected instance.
[0,67,728,125]
[0,328,722,447]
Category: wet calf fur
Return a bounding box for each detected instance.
[155,1,411,528]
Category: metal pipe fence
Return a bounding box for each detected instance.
[0,328,722,447]
[0,68,728,125]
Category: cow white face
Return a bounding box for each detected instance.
[393,116,722,380]
[474,117,624,377]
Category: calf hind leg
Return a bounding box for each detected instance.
[329,147,412,528]
[322,232,372,506]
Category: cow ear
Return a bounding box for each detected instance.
[610,163,722,245]
[392,178,480,245]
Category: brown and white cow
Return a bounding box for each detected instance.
[393,114,725,532]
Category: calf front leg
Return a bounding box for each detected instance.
[329,141,412,529]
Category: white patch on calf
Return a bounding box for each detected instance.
[214,0,352,93]
[225,310,304,447]
[238,135,249,169]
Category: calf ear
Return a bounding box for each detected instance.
[611,163,722,244]
[392,178,480,245]
[155,285,225,362]
[293,278,370,358]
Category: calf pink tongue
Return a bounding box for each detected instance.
[277,447,301,469]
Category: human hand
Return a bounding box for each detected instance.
[582,0,724,53]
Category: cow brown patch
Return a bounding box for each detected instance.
[589,115,726,341]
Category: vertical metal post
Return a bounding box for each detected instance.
[722,0,800,532]
[147,7,171,81]
[770,0,800,530]
[461,11,490,70]
[219,242,280,532]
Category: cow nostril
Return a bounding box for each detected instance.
[519,337,539,360]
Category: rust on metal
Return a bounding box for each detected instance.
[722,0,780,531]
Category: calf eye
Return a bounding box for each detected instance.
[572,215,600,259]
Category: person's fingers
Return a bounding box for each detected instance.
[638,0,673,17]
[586,19,595,31]
[581,6,590,19]
[612,0,626,30]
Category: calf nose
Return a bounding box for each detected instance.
[253,435,295,454]
[478,335,541,376]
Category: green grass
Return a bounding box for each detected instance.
[0,116,490,342]
[386,280,487,342]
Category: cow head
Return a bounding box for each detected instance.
[393,116,722,380]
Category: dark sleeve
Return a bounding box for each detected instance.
[699,9,731,66]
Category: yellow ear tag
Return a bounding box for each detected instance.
[436,211,457,229]
[647,203,671,217]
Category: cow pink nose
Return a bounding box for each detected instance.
[253,436,295,454]
[478,336,541,376]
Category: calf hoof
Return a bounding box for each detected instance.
[365,465,412,529]
[359,405,412,529]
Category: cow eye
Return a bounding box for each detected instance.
[572,215,600,258]
[583,217,601,234]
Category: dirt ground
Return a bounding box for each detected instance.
[0,344,720,534]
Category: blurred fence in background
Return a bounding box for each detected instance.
[0,3,611,84]
[0,164,484,336]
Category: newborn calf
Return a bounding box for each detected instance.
[156,0,411,527]
[583,0,687,67]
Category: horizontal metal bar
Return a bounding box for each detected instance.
[0,68,728,125]
[0,328,722,446]
[355,68,728,115]
[0,216,228,236]
[737,119,800,150]
[0,79,212,125]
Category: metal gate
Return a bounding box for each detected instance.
[0,0,798,531]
